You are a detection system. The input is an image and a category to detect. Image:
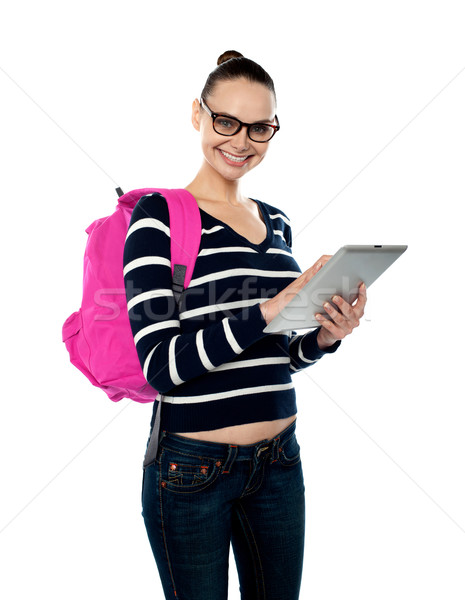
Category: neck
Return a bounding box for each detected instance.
[185,159,247,207]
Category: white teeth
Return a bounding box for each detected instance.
[220,149,249,163]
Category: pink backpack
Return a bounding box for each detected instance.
[62,187,201,403]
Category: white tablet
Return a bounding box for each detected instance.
[263,244,408,334]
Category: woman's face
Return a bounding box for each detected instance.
[192,77,277,182]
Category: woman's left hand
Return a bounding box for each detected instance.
[315,282,367,349]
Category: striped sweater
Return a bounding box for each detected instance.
[122,191,341,433]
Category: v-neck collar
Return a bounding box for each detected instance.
[185,191,273,253]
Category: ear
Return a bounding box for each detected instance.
[191,98,201,132]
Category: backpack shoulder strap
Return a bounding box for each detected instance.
[117,186,201,303]
[152,188,202,303]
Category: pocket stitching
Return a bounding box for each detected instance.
[278,436,301,466]
[167,461,210,486]
[160,449,222,494]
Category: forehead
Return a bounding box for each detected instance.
[207,78,276,122]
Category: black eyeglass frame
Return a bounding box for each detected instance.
[199,97,280,142]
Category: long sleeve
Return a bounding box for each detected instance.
[288,327,341,373]
[123,193,269,395]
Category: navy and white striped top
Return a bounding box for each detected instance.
[123,192,341,433]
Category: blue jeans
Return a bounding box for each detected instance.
[141,418,305,599]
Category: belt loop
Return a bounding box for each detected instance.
[221,445,238,474]
[271,435,281,463]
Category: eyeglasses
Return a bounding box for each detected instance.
[199,98,280,143]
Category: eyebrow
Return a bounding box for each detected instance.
[218,111,275,124]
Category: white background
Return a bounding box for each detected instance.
[1,1,464,598]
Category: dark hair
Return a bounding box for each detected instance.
[200,50,276,104]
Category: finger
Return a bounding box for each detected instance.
[319,255,333,267]
[303,255,333,277]
[315,312,343,338]
[348,284,367,307]
[357,282,367,302]
[301,257,329,284]
[323,301,352,332]
[312,255,332,271]
[353,282,367,315]
[328,296,363,333]
[310,255,332,271]
[330,295,359,327]
[343,284,367,316]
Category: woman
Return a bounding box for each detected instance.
[123,50,366,600]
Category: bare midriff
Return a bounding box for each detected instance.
[173,414,297,445]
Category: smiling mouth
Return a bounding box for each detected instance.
[218,149,253,164]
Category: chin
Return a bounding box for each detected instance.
[205,156,252,180]
[223,172,247,182]
[223,163,253,178]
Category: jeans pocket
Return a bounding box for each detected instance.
[159,447,222,494]
[277,433,301,467]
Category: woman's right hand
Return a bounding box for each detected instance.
[259,255,332,325]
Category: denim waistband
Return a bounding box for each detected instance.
[158,418,297,464]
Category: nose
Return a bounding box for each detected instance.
[230,126,250,152]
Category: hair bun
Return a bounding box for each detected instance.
[217,50,244,66]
